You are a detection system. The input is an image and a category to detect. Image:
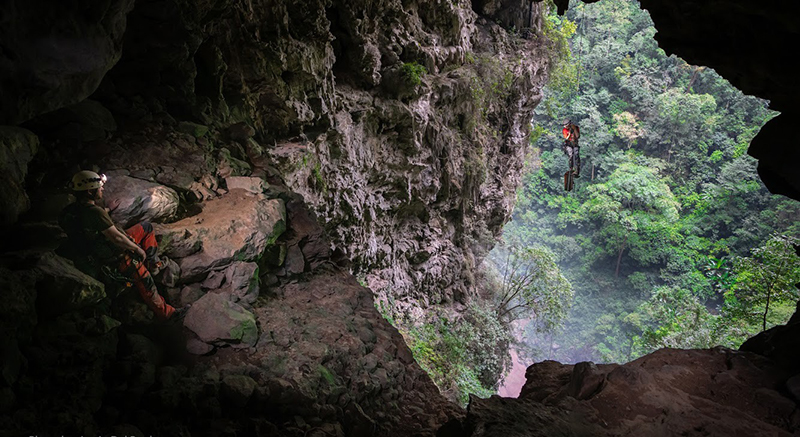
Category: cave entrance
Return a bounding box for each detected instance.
[485,0,799,397]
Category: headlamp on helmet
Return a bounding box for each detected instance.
[70,171,107,191]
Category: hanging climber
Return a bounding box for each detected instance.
[562,119,581,178]
[58,170,187,320]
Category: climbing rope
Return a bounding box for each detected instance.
[575,2,586,96]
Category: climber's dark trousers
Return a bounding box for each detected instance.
[118,221,174,320]
[565,143,581,176]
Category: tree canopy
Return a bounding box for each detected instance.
[494,0,800,365]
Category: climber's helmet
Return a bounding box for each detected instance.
[70,170,107,191]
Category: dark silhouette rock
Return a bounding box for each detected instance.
[0,127,38,226]
[0,0,135,124]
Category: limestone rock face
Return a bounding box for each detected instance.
[257,1,549,317]
[0,127,39,226]
[71,0,550,321]
[156,190,286,281]
[7,0,800,436]
[103,172,180,229]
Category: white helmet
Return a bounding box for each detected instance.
[70,170,107,191]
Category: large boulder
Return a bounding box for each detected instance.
[452,348,798,437]
[0,126,39,226]
[183,292,258,348]
[103,172,180,229]
[216,262,260,306]
[156,190,286,282]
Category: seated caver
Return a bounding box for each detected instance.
[58,170,185,320]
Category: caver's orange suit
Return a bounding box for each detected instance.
[59,203,175,320]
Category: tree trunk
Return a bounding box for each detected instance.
[762,290,771,331]
[686,66,705,93]
[615,240,626,279]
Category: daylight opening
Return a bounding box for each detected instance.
[488,0,800,397]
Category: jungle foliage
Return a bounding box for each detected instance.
[496,0,800,365]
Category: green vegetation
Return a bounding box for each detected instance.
[400,303,511,406]
[488,245,573,325]
[540,1,578,99]
[494,0,799,365]
[394,0,797,405]
[726,235,800,332]
[312,162,327,193]
[400,62,428,86]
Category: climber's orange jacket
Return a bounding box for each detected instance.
[563,124,580,142]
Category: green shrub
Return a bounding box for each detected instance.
[401,302,510,407]
[401,62,428,86]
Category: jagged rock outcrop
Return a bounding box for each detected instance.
[3,2,537,432]
[70,0,551,318]
[446,347,800,436]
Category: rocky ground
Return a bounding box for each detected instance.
[0,148,462,436]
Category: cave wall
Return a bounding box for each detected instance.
[3,0,550,319]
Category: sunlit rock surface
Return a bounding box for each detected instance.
[155,189,286,281]
[103,172,180,228]
[3,0,541,432]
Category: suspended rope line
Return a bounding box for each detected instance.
[575,2,586,97]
